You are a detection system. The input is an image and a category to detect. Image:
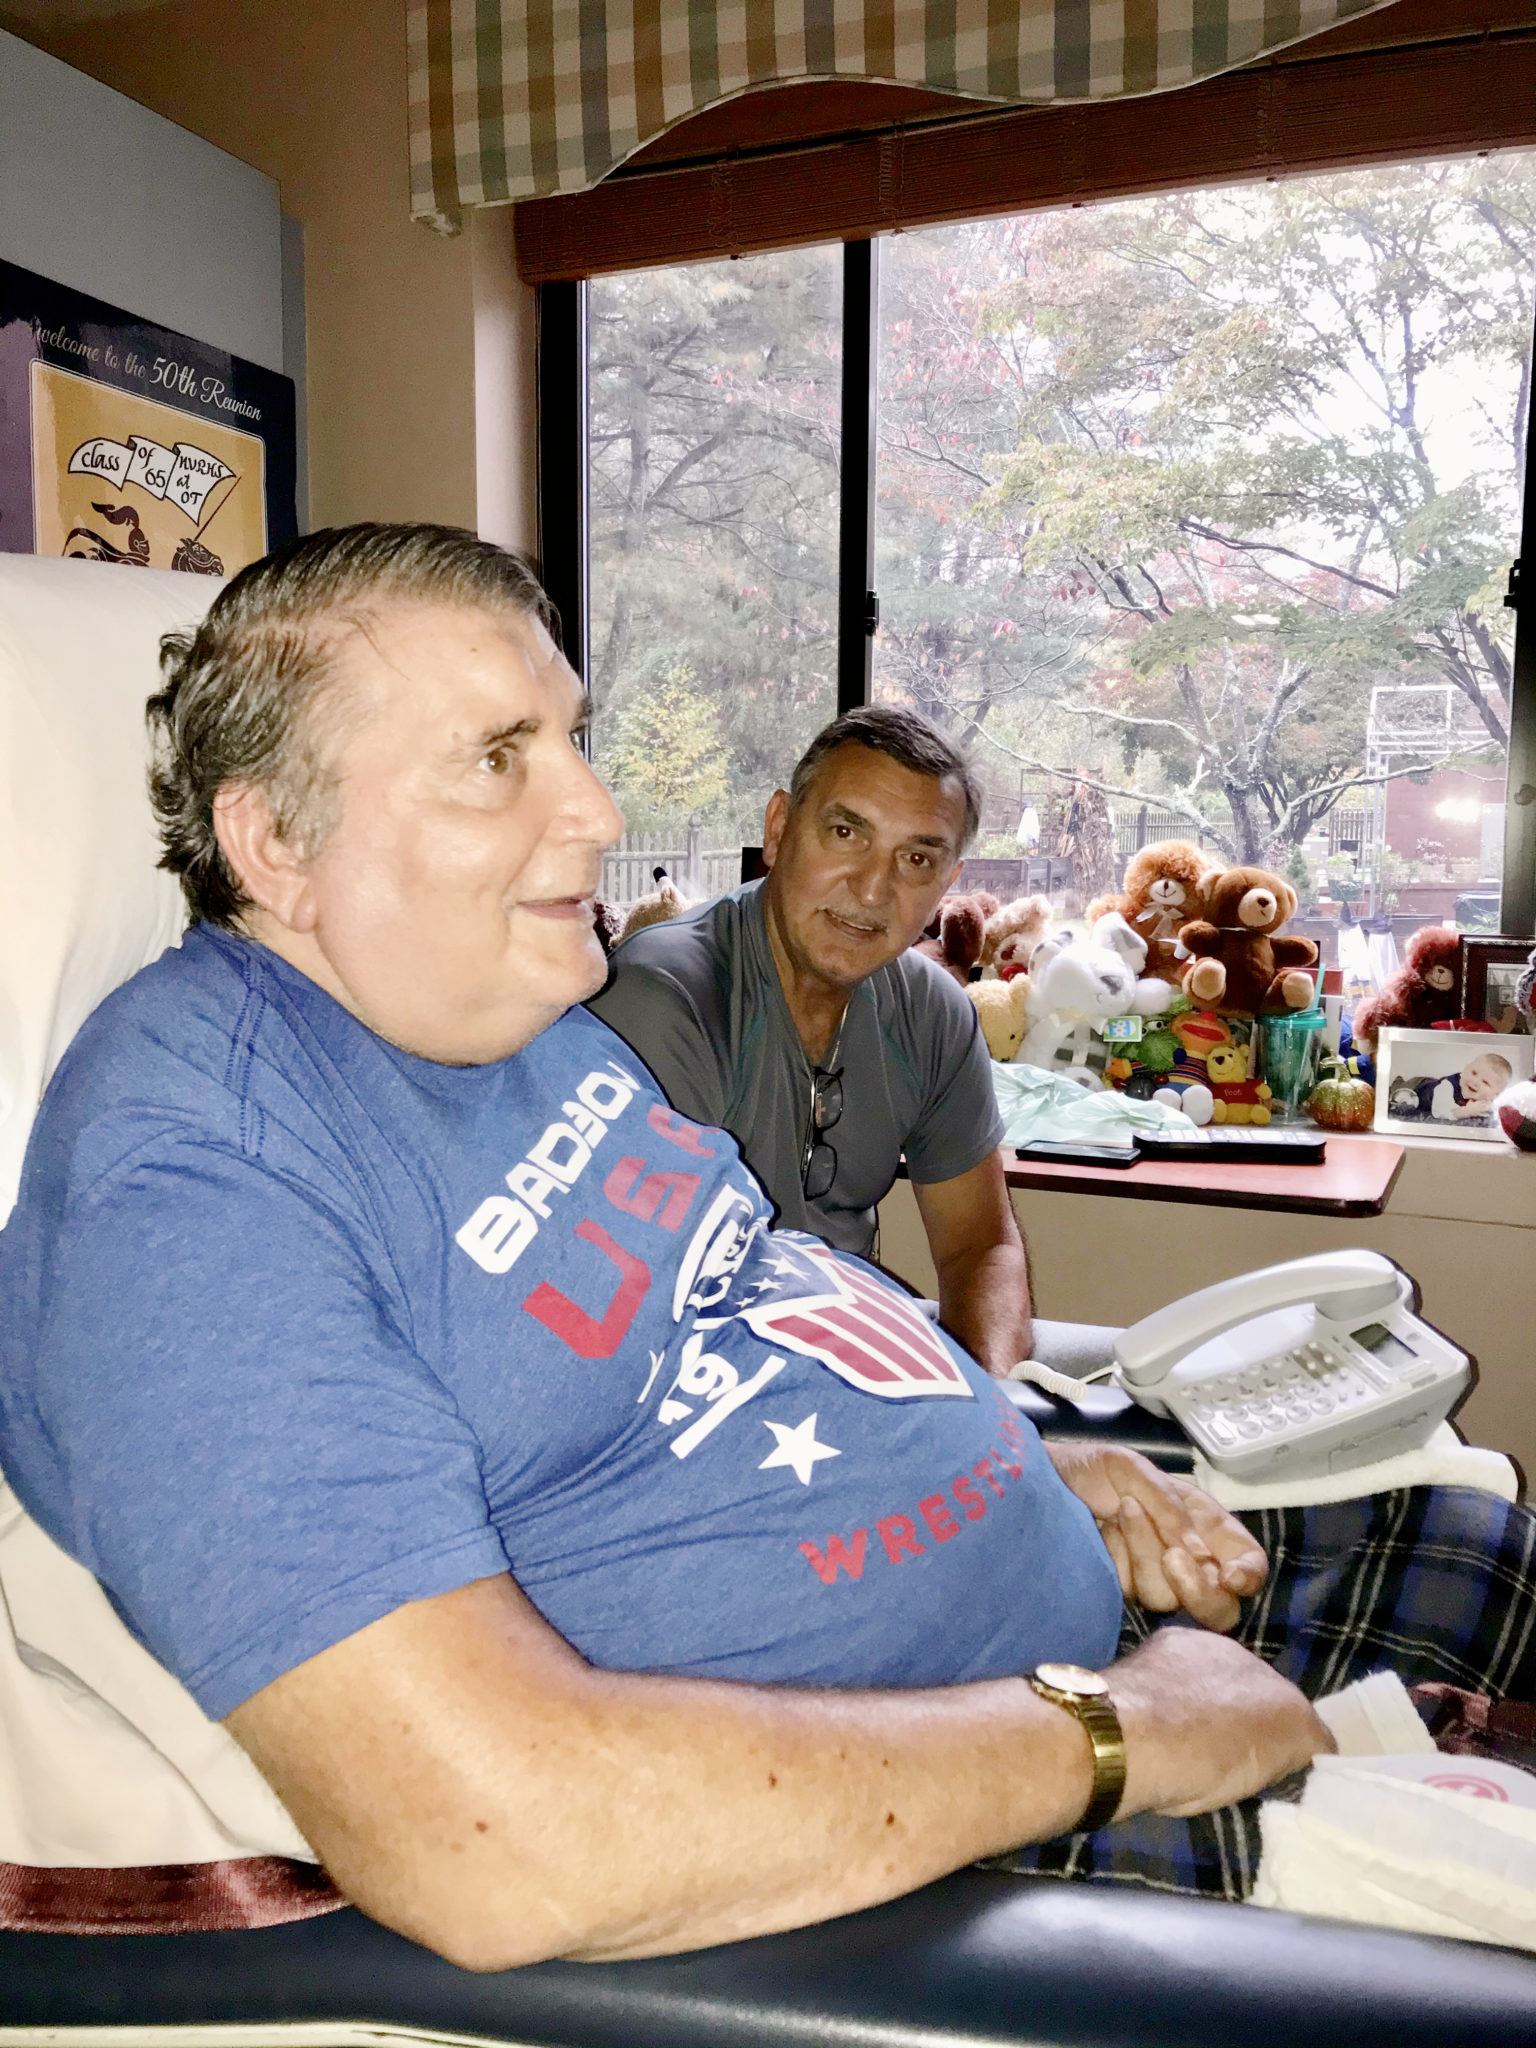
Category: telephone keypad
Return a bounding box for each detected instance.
[1132,1281,1470,1482]
[1177,1339,1385,1455]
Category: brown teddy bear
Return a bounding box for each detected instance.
[1351,926,1462,1054]
[1089,841,1221,981]
[982,893,1052,980]
[1178,867,1319,1015]
[915,892,997,985]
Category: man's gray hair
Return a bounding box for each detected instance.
[147,522,556,929]
[788,705,982,848]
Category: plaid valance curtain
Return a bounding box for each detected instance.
[408,0,1400,232]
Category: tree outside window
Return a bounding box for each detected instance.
[874,155,1533,926]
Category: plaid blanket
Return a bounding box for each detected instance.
[991,1485,1536,1901]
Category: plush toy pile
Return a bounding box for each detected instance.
[942,845,1327,1124]
[1015,918,1174,1087]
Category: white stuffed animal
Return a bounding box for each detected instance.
[1017,932,1173,1086]
[1092,912,1177,1016]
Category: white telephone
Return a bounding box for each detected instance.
[1115,1251,1470,1482]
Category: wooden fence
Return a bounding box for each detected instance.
[1110,804,1202,856]
[601,830,741,908]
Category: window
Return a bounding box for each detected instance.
[587,246,841,907]
[873,157,1535,952]
[556,152,1536,945]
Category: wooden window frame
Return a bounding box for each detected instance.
[517,9,1536,284]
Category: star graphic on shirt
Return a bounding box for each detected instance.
[759,1413,840,1486]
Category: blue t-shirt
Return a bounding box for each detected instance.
[0,927,1120,1719]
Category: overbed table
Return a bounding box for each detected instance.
[1001,1132,1405,1219]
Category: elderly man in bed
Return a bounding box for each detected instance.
[2,524,1532,1970]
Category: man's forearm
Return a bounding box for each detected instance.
[233,1575,1089,1968]
[230,1579,1328,1972]
[936,1236,1033,1376]
[913,1158,1033,1378]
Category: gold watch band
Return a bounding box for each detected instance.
[1030,1672,1128,1834]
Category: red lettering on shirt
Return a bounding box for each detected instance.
[974,1455,1005,1499]
[799,1463,1023,1586]
[992,1442,1024,1481]
[798,1530,869,1585]
[951,1473,988,1521]
[877,1514,925,1564]
[603,1158,701,1232]
[646,1105,717,1157]
[522,1222,650,1360]
[917,1493,959,1544]
[992,1388,1031,1443]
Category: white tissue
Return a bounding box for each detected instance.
[1253,1748,1536,1951]
[1313,1670,1436,1758]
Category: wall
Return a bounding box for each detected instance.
[879,1138,1536,1481]
[0,25,282,371]
[2,0,537,546]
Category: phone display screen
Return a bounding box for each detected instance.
[1352,1322,1417,1369]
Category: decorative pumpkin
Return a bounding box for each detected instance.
[1306,1058,1375,1132]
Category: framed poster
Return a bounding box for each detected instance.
[0,257,296,579]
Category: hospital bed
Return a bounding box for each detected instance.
[1,553,1534,2048]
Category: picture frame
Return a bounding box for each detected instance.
[1459,935,1533,1034]
[1,256,296,578]
[1373,1027,1533,1142]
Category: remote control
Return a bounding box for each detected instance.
[1134,1128,1327,1165]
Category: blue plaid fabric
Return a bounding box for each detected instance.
[991,1486,1536,1900]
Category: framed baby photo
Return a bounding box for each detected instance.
[1373,1027,1534,1142]
[1459,935,1533,1034]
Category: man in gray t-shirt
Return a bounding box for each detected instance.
[591,707,1110,1379]
[589,875,1001,1258]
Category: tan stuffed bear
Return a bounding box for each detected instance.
[1090,841,1221,981]
[620,869,686,942]
[983,894,1052,980]
[967,975,1031,1061]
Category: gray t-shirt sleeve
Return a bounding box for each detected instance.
[587,960,729,1131]
[902,980,1005,1188]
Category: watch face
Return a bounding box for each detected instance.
[1035,1662,1109,1698]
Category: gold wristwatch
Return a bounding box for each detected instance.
[1030,1662,1127,1833]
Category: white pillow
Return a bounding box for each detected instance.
[0,555,218,1224]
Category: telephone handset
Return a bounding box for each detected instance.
[1115,1251,1471,1482]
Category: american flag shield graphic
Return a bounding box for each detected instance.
[731,1237,975,1400]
